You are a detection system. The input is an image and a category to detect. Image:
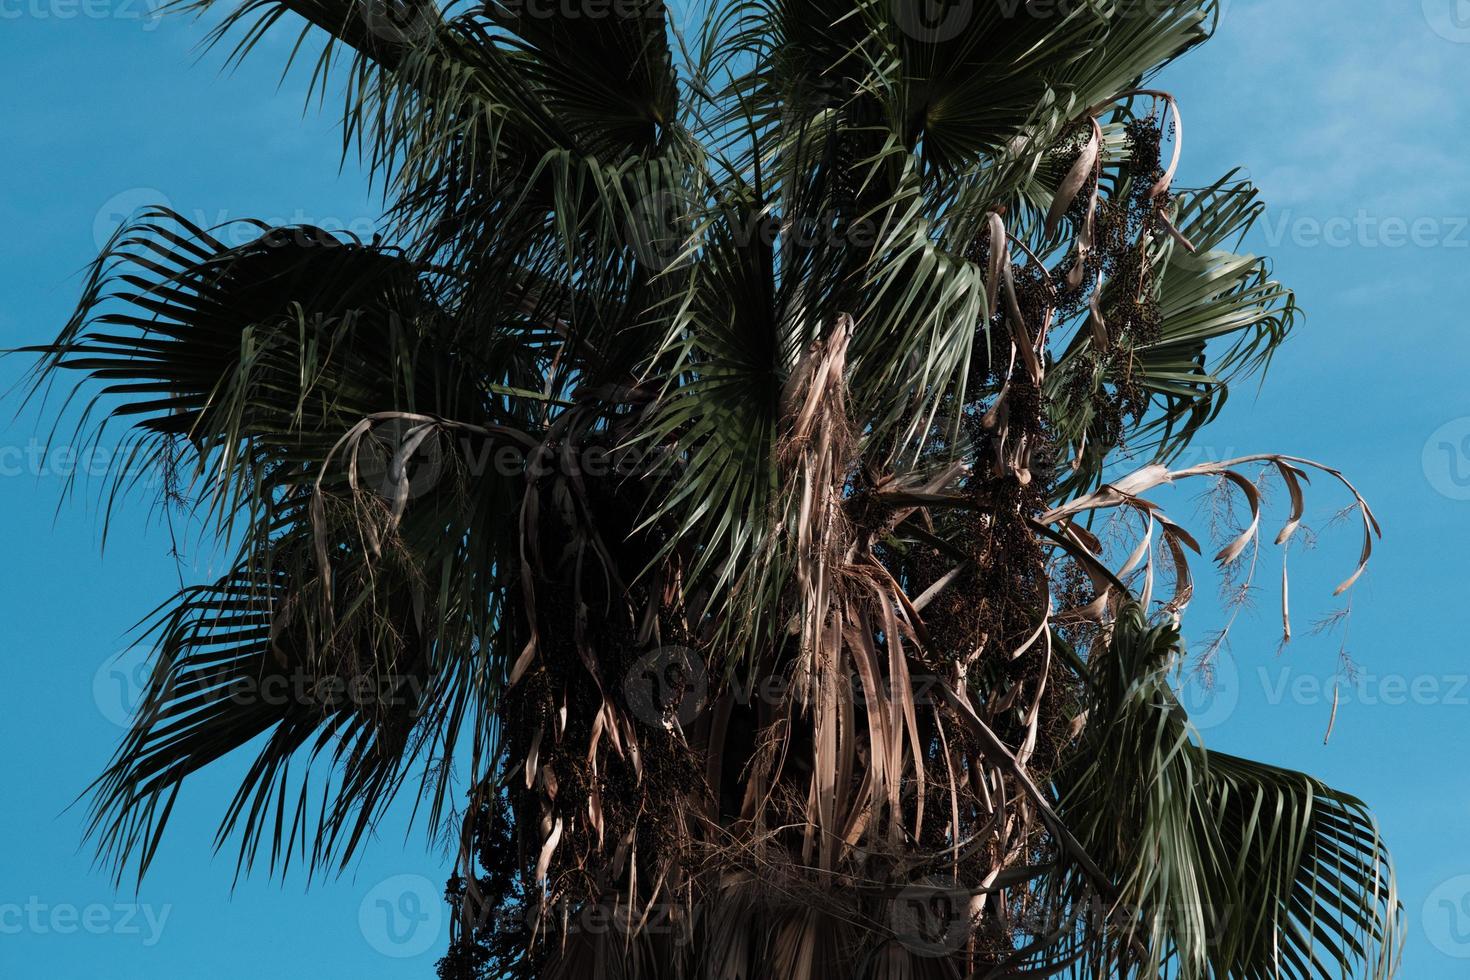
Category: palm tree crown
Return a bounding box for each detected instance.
[28,0,1401,977]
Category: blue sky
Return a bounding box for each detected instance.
[3,0,1470,976]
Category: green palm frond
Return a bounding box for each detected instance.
[1048,172,1297,489]
[30,209,531,878]
[1045,606,1400,980]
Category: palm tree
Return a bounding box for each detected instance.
[27,0,1403,976]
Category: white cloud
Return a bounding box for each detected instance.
[1176,0,1470,218]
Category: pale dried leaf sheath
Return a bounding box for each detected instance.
[986,211,1006,319]
[1118,513,1154,577]
[1001,257,1044,384]
[1281,550,1292,644]
[1087,270,1108,348]
[1045,122,1100,238]
[1040,455,1380,614]
[1213,470,1262,566]
[1273,460,1308,544]
[1323,683,1340,745]
[1065,122,1104,292]
[1154,511,1202,555]
[525,725,543,789]
[1161,528,1195,617]
[1009,602,1052,661]
[508,638,537,687]
[1159,210,1198,254]
[1148,97,1182,200]
[940,684,1117,899]
[912,561,970,612]
[536,816,564,884]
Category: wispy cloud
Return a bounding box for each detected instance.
[1179,0,1470,217]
